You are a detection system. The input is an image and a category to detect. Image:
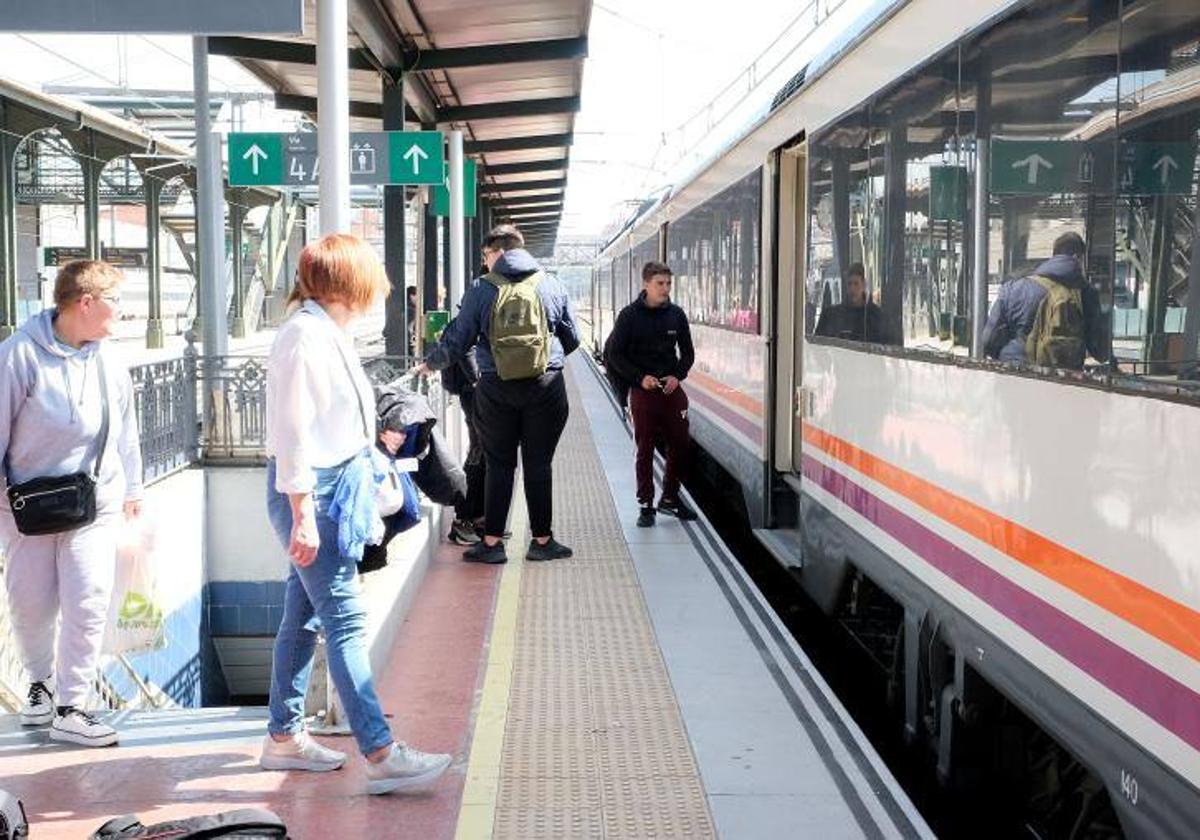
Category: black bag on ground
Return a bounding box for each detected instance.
[89,808,288,839]
[6,354,110,536]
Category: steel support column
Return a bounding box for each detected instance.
[145,176,165,348]
[382,74,408,356]
[448,130,465,309]
[971,79,991,358]
[318,0,350,234]
[229,196,247,338]
[0,101,15,338]
[422,195,438,343]
[84,131,101,260]
[193,36,228,356]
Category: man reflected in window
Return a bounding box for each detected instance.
[814,263,890,344]
[981,232,1108,369]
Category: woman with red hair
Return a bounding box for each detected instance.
[260,233,450,794]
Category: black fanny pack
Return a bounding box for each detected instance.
[6,354,110,536]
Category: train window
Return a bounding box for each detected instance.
[970,0,1122,371]
[667,169,761,333]
[807,103,887,343]
[632,234,659,303]
[871,47,971,354]
[1112,1,1200,380]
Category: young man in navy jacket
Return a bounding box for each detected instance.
[606,261,697,527]
[417,224,580,563]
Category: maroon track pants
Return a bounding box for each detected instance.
[629,385,691,506]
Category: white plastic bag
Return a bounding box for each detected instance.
[103,515,166,656]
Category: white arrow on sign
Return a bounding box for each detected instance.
[1013,153,1053,185]
[1152,155,1179,186]
[403,143,429,175]
[242,143,269,176]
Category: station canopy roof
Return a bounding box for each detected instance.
[212,0,592,249]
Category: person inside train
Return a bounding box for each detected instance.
[981,231,1108,369]
[605,261,698,528]
[814,262,890,344]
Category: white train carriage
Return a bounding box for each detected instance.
[586,0,1200,836]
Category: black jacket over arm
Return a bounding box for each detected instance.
[606,293,695,385]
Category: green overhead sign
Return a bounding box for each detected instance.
[432,159,478,217]
[228,131,445,186]
[990,139,1195,196]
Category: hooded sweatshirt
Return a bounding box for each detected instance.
[981,254,1109,365]
[423,248,580,376]
[0,309,143,515]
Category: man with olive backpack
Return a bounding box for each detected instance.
[981,231,1109,369]
[417,224,580,565]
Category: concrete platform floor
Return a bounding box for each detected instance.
[0,537,502,839]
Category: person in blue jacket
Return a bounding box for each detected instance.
[416,224,580,565]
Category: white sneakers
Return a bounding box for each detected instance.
[261,734,450,795]
[49,707,118,747]
[259,731,347,772]
[365,742,452,795]
[20,681,54,726]
[23,682,118,748]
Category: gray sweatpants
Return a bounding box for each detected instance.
[1,509,118,708]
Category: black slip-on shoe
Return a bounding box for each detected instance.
[462,541,508,564]
[636,507,657,528]
[657,497,698,521]
[526,538,573,562]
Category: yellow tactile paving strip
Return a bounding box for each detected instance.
[488,372,717,840]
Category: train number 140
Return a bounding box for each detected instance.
[1120,769,1140,805]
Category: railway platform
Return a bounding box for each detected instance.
[0,354,931,839]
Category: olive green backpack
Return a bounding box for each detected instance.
[486,271,550,380]
[1024,275,1086,368]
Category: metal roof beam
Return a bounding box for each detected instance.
[465,133,572,154]
[489,194,564,207]
[208,36,376,71]
[439,96,580,123]
[484,158,568,176]
[498,210,563,219]
[274,92,422,124]
[347,0,405,70]
[404,37,587,71]
[479,178,567,195]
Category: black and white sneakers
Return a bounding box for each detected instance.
[49,707,118,747]
[657,497,698,521]
[20,681,54,727]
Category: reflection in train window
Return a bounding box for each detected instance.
[667,169,761,333]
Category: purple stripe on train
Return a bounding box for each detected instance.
[800,453,1200,753]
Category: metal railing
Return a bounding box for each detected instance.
[1,349,434,713]
[194,353,424,463]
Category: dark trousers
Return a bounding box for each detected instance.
[475,370,569,539]
[629,386,690,506]
[455,388,486,522]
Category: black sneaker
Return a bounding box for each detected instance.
[657,497,698,521]
[636,506,656,528]
[462,541,508,564]
[526,538,573,562]
[474,520,512,540]
[448,518,482,545]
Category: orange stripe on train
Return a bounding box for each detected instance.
[801,422,1200,665]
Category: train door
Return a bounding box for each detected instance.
[773,141,807,474]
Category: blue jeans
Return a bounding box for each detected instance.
[265,459,393,756]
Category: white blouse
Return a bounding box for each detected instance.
[265,300,375,494]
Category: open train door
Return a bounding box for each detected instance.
[773,140,807,476]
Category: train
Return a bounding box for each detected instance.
[579,0,1200,836]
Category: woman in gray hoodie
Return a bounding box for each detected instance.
[0,260,143,747]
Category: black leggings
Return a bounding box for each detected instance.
[474,370,569,539]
